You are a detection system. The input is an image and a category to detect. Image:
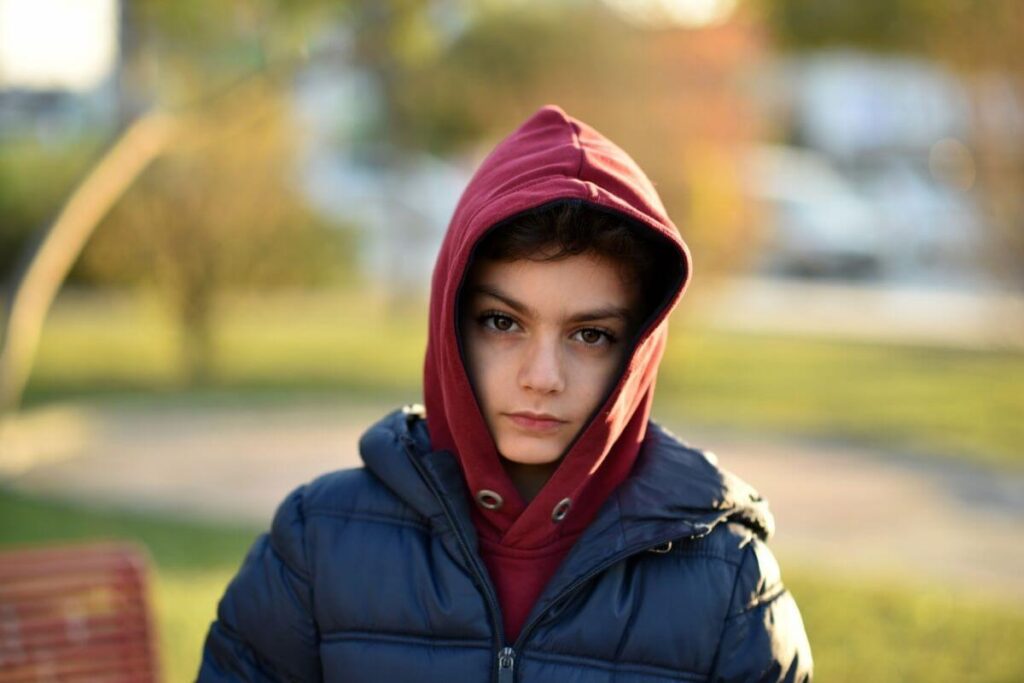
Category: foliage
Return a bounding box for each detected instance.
[399,3,766,274]
[80,86,344,291]
[6,0,763,316]
[763,0,1024,71]
[75,82,348,384]
[0,139,107,285]
[349,4,602,154]
[125,0,345,63]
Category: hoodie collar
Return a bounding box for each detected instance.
[423,105,692,550]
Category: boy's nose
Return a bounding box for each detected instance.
[518,337,565,394]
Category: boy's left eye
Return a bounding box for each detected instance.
[572,328,615,346]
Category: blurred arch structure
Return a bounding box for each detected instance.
[0,111,177,415]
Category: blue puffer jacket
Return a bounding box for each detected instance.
[198,407,813,682]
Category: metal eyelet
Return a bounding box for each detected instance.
[551,497,572,523]
[475,489,503,510]
[648,541,673,554]
[402,403,426,421]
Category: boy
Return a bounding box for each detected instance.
[199,105,813,681]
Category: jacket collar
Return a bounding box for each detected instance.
[361,408,773,584]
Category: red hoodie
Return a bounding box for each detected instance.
[423,105,691,642]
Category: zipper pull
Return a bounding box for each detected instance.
[497,646,516,683]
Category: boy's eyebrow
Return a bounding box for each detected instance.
[470,284,633,324]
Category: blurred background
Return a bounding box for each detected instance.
[0,0,1022,680]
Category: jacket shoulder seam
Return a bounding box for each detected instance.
[269,489,313,584]
[267,532,311,584]
[720,540,788,619]
[706,537,751,674]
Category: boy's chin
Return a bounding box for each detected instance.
[495,436,565,467]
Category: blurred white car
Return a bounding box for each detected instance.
[741,145,885,279]
[851,159,985,286]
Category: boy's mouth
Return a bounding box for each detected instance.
[503,411,568,432]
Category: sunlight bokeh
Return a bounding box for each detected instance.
[0,0,118,91]
[602,0,738,29]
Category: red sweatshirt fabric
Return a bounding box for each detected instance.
[423,105,691,642]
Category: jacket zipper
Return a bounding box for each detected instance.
[401,427,707,683]
[399,434,512,682]
[497,646,516,683]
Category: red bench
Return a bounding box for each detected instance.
[0,542,160,682]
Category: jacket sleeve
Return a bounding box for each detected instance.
[708,536,813,683]
[197,486,322,682]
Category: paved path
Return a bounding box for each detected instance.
[3,399,1023,603]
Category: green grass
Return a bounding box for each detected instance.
[656,327,1024,469]
[23,289,423,401]
[787,569,1024,682]
[1,488,1021,682]
[20,287,1024,469]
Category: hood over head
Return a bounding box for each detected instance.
[424,105,691,549]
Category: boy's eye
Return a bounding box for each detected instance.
[573,328,615,346]
[481,312,519,333]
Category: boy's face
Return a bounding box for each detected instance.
[462,252,639,467]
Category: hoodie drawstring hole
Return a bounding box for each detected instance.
[551,497,572,522]
[476,490,503,510]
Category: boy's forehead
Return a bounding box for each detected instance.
[465,254,641,319]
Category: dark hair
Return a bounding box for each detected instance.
[474,200,678,326]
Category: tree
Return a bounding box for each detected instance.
[79,79,343,385]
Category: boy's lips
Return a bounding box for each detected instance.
[503,411,568,432]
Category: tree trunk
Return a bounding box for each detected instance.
[177,282,216,387]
